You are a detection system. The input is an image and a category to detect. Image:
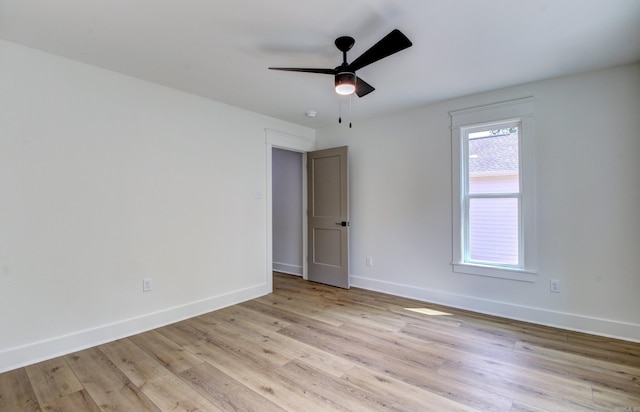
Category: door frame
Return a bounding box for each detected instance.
[265,129,316,291]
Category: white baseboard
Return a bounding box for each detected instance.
[273,262,303,276]
[350,275,640,343]
[0,283,270,373]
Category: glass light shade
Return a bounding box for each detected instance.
[335,72,356,95]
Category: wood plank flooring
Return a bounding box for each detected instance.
[1,273,639,411]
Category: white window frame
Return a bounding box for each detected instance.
[463,120,522,267]
[450,97,537,282]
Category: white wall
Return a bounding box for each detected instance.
[316,63,640,341]
[0,40,314,372]
[272,148,303,275]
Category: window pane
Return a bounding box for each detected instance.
[468,197,519,265]
[468,129,519,194]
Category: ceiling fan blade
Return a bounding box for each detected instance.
[347,29,412,72]
[355,77,375,97]
[268,67,336,75]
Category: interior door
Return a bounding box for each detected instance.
[307,146,349,288]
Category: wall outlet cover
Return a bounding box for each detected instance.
[143,278,153,292]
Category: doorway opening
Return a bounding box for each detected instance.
[272,148,304,277]
[265,129,316,292]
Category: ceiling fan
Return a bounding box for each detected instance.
[269,29,412,98]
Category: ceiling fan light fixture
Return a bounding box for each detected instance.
[335,72,356,95]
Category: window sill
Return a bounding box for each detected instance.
[452,262,537,282]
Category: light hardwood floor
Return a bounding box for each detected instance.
[1,273,639,411]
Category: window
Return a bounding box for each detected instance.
[450,98,537,281]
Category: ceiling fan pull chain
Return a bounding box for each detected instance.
[338,96,342,124]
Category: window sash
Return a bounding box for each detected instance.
[463,193,522,268]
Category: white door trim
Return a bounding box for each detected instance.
[265,129,316,290]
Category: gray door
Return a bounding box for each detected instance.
[307,146,349,288]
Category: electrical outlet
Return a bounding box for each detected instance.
[143,278,153,292]
[366,256,373,266]
[550,279,560,293]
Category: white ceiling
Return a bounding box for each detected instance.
[1,0,639,128]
